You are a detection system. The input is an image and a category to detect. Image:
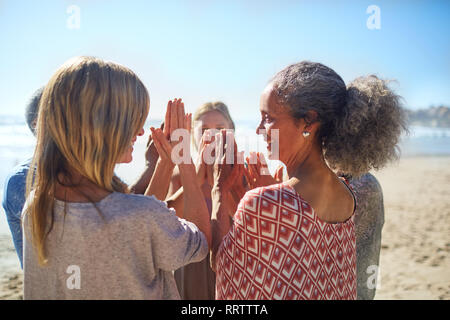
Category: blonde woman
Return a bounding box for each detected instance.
[167,102,239,300]
[22,56,211,300]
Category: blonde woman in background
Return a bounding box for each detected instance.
[168,101,240,300]
[22,56,211,299]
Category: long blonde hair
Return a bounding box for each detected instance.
[25,56,149,265]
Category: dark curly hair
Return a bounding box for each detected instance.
[271,61,408,177]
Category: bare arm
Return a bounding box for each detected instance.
[129,137,159,194]
[210,187,233,272]
[144,158,175,200]
[179,163,211,248]
[166,186,184,218]
[210,130,242,271]
[151,99,211,248]
[166,167,182,199]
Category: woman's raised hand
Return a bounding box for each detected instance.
[212,130,244,193]
[152,98,192,165]
[243,152,284,189]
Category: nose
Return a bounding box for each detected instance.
[137,128,145,136]
[256,120,264,136]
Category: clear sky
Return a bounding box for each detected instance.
[0,0,449,121]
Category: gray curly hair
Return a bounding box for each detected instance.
[271,61,408,177]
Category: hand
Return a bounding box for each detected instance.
[144,131,159,168]
[149,127,175,169]
[212,130,243,193]
[243,152,284,189]
[230,166,247,201]
[163,98,191,146]
[195,129,215,186]
[160,98,192,165]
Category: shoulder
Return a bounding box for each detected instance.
[3,160,30,191]
[240,183,301,209]
[348,173,383,201]
[3,161,31,209]
[105,192,176,221]
[348,173,384,229]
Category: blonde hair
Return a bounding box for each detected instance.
[25,56,149,265]
[192,101,235,150]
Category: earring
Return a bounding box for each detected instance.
[302,131,310,138]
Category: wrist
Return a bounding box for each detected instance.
[178,161,195,172]
[157,158,175,171]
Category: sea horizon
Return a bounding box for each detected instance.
[1,117,449,235]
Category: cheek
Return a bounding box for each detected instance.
[117,146,133,164]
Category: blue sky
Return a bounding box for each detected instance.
[0,0,449,121]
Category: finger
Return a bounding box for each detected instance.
[275,165,284,181]
[154,128,173,160]
[248,151,258,165]
[196,145,207,175]
[257,152,270,176]
[221,130,229,164]
[232,131,238,165]
[243,166,255,188]
[224,130,236,166]
[169,99,177,138]
[150,128,167,159]
[175,99,182,129]
[183,113,190,133]
[164,100,172,138]
[247,159,259,177]
[146,128,154,147]
[199,130,206,150]
[237,151,245,165]
[185,113,192,133]
[215,132,224,165]
[178,100,185,130]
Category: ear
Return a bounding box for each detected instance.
[303,110,320,132]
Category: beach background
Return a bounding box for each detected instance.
[0,117,449,300]
[1,0,449,300]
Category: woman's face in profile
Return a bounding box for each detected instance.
[118,127,145,164]
[193,110,233,149]
[257,84,304,163]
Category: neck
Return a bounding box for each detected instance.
[286,144,330,182]
[55,168,110,202]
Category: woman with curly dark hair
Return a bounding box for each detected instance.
[210,61,407,300]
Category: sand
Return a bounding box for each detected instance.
[372,156,450,300]
[0,234,22,300]
[0,155,449,300]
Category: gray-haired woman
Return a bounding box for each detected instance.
[211,61,407,300]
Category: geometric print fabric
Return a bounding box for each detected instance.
[215,182,357,300]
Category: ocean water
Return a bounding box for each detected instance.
[0,115,449,235]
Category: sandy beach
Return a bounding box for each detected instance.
[372,156,450,300]
[0,155,449,300]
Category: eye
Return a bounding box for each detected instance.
[263,114,273,123]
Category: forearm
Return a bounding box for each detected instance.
[178,163,212,248]
[144,159,175,200]
[210,187,232,263]
[129,160,158,194]
[166,186,184,218]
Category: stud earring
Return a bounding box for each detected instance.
[302,131,310,138]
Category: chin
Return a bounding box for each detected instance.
[118,153,133,164]
[122,157,133,164]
